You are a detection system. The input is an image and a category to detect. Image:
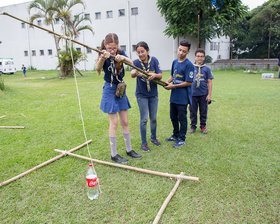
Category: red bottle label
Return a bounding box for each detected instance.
[86,177,98,187]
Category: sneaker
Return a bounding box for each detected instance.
[141,143,151,152]
[189,128,196,134]
[201,126,207,134]
[111,154,128,163]
[173,140,185,148]
[126,150,142,159]
[165,136,177,141]
[151,138,161,146]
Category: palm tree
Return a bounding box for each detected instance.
[28,0,60,54]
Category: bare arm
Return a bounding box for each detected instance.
[96,50,110,76]
[164,81,192,90]
[206,79,213,103]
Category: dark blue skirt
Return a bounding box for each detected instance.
[100,82,131,113]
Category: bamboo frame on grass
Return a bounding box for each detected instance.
[0,140,92,187]
[54,149,200,181]
[0,115,7,119]
[0,126,25,129]
[153,172,185,224]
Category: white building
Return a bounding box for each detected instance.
[0,0,230,71]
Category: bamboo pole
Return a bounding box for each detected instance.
[0,115,7,119]
[54,150,200,182]
[1,12,167,87]
[0,126,25,129]
[0,140,92,187]
[153,172,185,224]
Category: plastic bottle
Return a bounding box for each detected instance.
[86,164,99,200]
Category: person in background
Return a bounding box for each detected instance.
[277,51,280,79]
[22,64,26,77]
[189,49,214,134]
[96,33,142,163]
[164,40,194,148]
[131,41,162,152]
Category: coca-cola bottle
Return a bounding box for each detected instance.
[86,164,99,200]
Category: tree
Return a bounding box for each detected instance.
[156,0,247,44]
[28,0,60,54]
[233,0,280,58]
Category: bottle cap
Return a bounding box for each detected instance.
[89,164,92,167]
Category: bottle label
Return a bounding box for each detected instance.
[86,177,98,187]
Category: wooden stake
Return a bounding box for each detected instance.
[0,140,92,187]
[54,150,200,182]
[0,115,7,119]
[153,172,185,224]
[0,126,25,129]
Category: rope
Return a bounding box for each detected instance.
[68,40,101,194]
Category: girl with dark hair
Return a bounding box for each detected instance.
[96,33,142,163]
[131,41,162,152]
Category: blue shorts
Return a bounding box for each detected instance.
[100,82,131,113]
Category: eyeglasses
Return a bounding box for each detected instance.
[106,47,118,51]
[195,56,205,58]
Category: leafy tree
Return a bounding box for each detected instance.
[233,0,280,58]
[157,0,247,45]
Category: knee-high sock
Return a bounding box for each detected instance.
[123,133,132,153]
[109,136,117,157]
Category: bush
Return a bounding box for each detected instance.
[0,77,5,91]
[205,55,213,63]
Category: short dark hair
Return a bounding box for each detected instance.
[136,41,149,51]
[195,48,205,56]
[179,40,191,50]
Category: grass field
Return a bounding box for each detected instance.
[0,69,279,223]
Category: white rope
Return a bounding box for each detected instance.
[68,40,101,194]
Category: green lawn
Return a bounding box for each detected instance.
[0,69,279,223]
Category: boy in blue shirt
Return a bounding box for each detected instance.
[164,40,194,147]
[189,49,214,134]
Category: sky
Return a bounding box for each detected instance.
[0,0,268,10]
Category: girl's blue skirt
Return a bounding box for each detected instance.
[100,82,131,113]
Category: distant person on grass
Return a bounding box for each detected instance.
[189,49,214,134]
[96,33,142,163]
[22,64,26,77]
[164,40,194,148]
[277,51,280,79]
[131,41,162,152]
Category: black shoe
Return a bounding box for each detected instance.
[126,150,142,159]
[165,136,177,141]
[111,154,128,163]
[141,143,151,152]
[151,138,161,146]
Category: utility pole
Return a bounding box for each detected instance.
[268,13,272,59]
[197,14,200,49]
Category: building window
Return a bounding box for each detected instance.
[55,18,60,24]
[120,45,126,52]
[85,13,90,19]
[76,48,81,52]
[210,42,220,51]
[40,50,44,56]
[86,48,92,54]
[119,9,125,17]
[48,49,52,55]
[95,12,101,20]
[106,11,113,18]
[32,50,36,56]
[37,20,42,26]
[24,51,28,56]
[131,7,138,15]
[132,45,137,52]
[21,23,25,28]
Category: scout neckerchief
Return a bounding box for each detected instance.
[109,58,122,87]
[193,63,206,88]
[139,56,152,92]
